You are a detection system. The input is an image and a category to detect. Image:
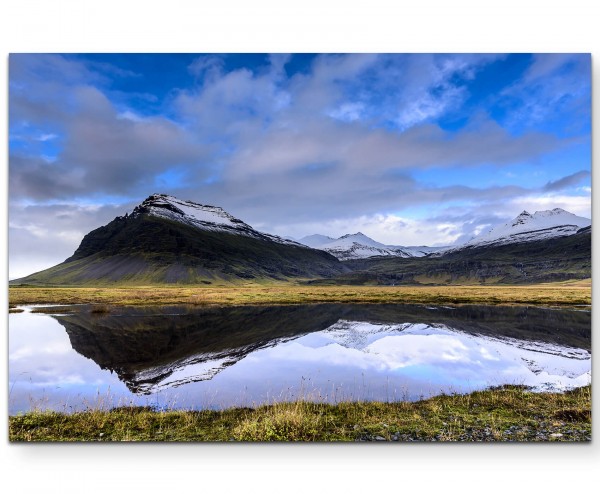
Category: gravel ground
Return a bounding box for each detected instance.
[357,422,591,442]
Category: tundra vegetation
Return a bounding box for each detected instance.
[9,385,591,442]
[8,280,591,308]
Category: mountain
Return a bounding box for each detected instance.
[446,208,591,253]
[316,224,591,285]
[124,194,298,245]
[11,194,347,285]
[316,232,406,260]
[298,232,446,260]
[11,199,590,287]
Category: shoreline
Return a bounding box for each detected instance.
[9,385,591,442]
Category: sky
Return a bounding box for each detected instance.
[8,53,591,279]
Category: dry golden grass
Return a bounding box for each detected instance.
[538,278,591,287]
[9,283,591,307]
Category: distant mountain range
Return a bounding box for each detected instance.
[10,194,591,286]
[298,232,445,260]
[299,207,591,260]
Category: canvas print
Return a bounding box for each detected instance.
[8,53,591,442]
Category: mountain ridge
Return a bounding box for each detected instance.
[443,207,591,254]
[298,232,446,261]
[317,227,591,286]
[11,196,591,286]
[299,208,590,261]
[12,194,347,285]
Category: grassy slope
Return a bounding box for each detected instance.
[8,283,592,307]
[11,214,347,286]
[9,385,591,442]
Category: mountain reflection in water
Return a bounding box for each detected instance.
[51,303,590,397]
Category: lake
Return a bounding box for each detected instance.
[8,303,591,415]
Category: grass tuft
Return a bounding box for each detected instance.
[30,306,75,314]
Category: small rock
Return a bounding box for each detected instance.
[99,433,104,437]
[374,436,386,441]
[550,433,563,438]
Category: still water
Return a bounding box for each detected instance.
[8,303,591,414]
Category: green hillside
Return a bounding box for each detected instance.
[11,213,347,286]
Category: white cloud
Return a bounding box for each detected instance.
[328,102,365,122]
[270,213,465,247]
[8,202,131,279]
[508,194,591,218]
[36,133,57,141]
[394,84,466,130]
[116,110,145,122]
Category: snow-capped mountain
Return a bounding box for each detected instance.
[11,194,590,286]
[449,208,591,252]
[299,232,404,260]
[298,207,590,261]
[132,193,300,246]
[298,232,446,261]
[13,193,346,285]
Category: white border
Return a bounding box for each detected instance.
[1,1,598,493]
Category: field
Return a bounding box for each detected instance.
[8,281,591,307]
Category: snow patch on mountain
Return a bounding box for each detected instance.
[299,232,447,260]
[131,194,300,246]
[318,233,406,260]
[448,208,591,252]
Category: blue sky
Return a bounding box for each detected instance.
[8,53,591,278]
